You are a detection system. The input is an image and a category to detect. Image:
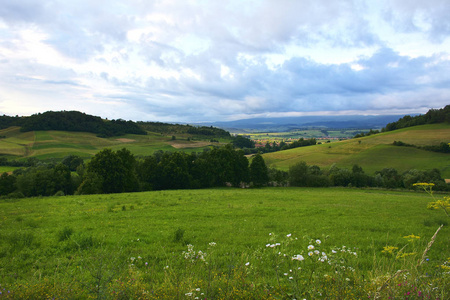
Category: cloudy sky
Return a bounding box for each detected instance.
[0,0,449,122]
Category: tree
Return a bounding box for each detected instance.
[0,172,16,196]
[250,154,269,187]
[85,148,138,194]
[62,155,84,171]
[289,161,309,186]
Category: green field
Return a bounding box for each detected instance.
[0,188,448,299]
[263,124,450,178]
[0,127,222,162]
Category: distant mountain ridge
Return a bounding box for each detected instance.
[199,115,411,132]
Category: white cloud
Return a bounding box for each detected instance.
[0,0,448,122]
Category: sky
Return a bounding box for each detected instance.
[0,0,449,123]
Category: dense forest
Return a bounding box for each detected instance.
[19,111,147,137]
[138,121,231,137]
[382,105,450,132]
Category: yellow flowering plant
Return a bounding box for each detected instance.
[413,182,450,218]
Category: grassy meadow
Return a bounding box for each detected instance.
[0,187,449,299]
[263,124,450,178]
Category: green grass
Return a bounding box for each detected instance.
[0,187,448,298]
[263,124,450,178]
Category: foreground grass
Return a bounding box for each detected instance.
[0,188,449,299]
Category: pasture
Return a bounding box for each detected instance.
[263,124,450,178]
[0,187,448,299]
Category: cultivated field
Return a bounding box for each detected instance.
[263,124,450,178]
[0,187,448,299]
[0,127,221,161]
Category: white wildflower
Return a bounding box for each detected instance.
[292,254,305,261]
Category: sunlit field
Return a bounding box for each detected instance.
[263,124,450,178]
[1,187,448,299]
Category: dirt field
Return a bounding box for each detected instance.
[116,138,136,143]
[169,141,212,149]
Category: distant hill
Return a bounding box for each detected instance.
[0,111,231,138]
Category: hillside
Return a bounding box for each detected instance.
[263,123,450,178]
[0,126,227,161]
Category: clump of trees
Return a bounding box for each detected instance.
[286,161,447,190]
[393,141,450,153]
[234,136,317,155]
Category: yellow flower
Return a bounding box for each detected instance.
[403,234,420,242]
[413,182,435,187]
[382,246,398,254]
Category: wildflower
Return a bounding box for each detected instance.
[314,250,319,255]
[316,239,321,244]
[287,233,292,237]
[145,262,148,266]
[195,288,200,292]
[289,276,293,280]
[284,273,288,276]
[266,243,271,247]
[382,246,398,254]
[292,254,305,261]
[413,182,435,187]
[245,262,250,266]
[308,245,314,250]
[308,251,313,256]
[209,242,217,247]
[332,250,337,254]
[185,292,192,296]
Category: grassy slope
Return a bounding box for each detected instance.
[263,123,450,177]
[0,127,220,161]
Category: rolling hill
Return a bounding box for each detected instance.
[0,126,225,161]
[262,123,450,178]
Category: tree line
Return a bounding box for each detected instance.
[138,122,231,137]
[382,105,450,132]
[0,146,269,198]
[1,148,447,199]
[393,141,450,153]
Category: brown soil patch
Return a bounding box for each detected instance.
[169,141,212,149]
[116,138,136,143]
